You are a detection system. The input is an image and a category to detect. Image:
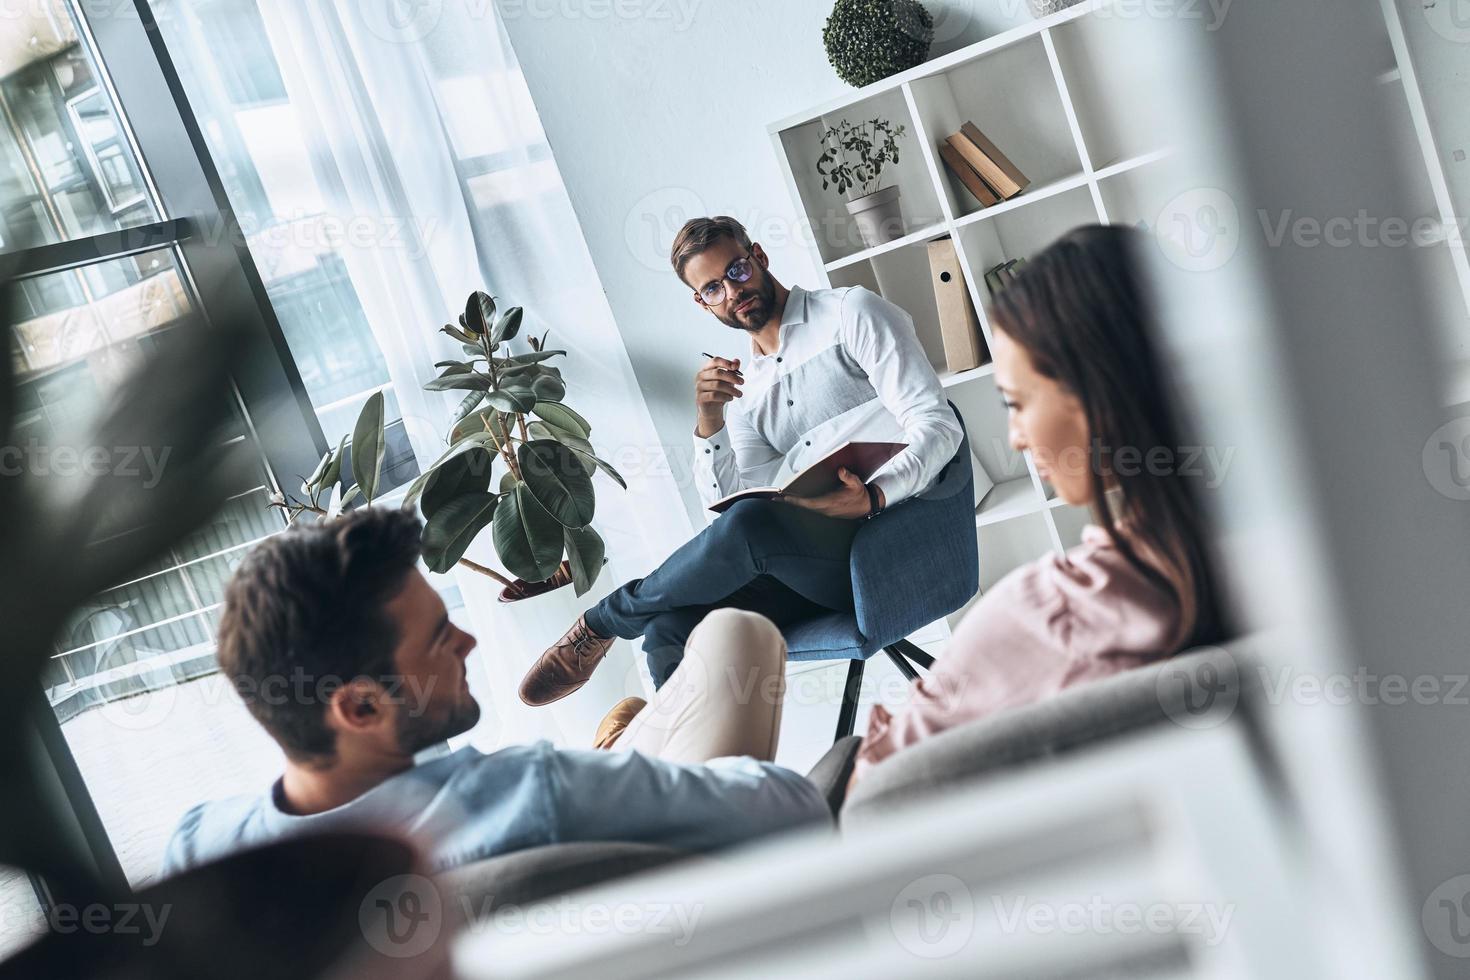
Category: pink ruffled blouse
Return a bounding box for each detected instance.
[854,524,1185,781]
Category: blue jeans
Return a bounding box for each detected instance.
[585,499,860,687]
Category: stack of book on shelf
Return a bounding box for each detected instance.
[938,122,1030,210]
[984,259,1026,298]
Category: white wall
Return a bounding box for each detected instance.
[497,0,1031,524]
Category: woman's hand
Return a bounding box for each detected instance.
[781,468,883,520]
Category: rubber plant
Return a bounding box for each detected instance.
[273,290,625,600]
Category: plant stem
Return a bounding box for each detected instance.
[457,556,513,587]
[506,416,525,480]
[483,412,522,480]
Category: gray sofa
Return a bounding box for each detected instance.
[436,643,1256,911]
[841,643,1256,828]
[437,743,860,915]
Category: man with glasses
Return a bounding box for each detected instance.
[519,216,962,733]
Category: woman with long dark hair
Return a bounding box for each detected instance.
[852,224,1230,782]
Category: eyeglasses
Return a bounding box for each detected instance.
[696,253,756,307]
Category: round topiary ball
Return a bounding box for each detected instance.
[823,0,935,89]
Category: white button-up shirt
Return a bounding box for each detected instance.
[693,285,962,514]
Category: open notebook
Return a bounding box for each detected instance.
[708,441,908,514]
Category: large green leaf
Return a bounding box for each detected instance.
[450,407,500,446]
[567,445,627,490]
[321,434,348,489]
[493,482,565,582]
[564,525,606,598]
[527,421,626,489]
[532,401,590,438]
[491,306,523,345]
[402,431,499,509]
[527,420,594,474]
[497,365,547,388]
[351,391,386,504]
[420,448,495,520]
[454,390,485,423]
[485,386,536,413]
[423,372,491,393]
[422,492,499,573]
[531,373,566,403]
[519,440,595,528]
[442,323,476,345]
[506,349,566,365]
[465,291,496,337]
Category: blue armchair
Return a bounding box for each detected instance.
[779,405,981,740]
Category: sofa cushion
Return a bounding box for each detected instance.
[842,643,1257,829]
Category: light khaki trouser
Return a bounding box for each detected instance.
[614,608,787,765]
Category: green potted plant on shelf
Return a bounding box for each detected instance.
[272,290,625,603]
[817,116,909,248]
[822,0,935,88]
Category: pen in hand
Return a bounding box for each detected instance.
[701,353,744,379]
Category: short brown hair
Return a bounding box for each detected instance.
[216,507,424,763]
[671,215,753,285]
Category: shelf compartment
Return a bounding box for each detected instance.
[977,511,1055,593]
[951,170,1092,229]
[944,372,1031,492]
[1093,153,1205,231]
[776,88,948,268]
[955,185,1101,284]
[1047,13,1188,172]
[907,34,1084,222]
[828,238,985,377]
[976,476,1045,529]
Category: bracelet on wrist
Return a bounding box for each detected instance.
[865,482,883,519]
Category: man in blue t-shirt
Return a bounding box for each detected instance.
[161,508,828,877]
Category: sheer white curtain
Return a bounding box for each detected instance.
[253,0,693,747]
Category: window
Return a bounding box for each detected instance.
[2,2,474,923]
[148,0,400,448]
[0,0,326,928]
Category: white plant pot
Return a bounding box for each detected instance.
[846,185,905,249]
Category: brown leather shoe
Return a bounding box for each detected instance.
[518,615,616,706]
[593,696,646,750]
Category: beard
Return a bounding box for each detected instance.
[714,274,777,332]
[394,691,481,755]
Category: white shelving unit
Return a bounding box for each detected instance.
[769,0,1470,625]
[768,0,1163,616]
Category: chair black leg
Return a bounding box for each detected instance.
[890,639,936,671]
[884,646,920,682]
[834,659,865,742]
